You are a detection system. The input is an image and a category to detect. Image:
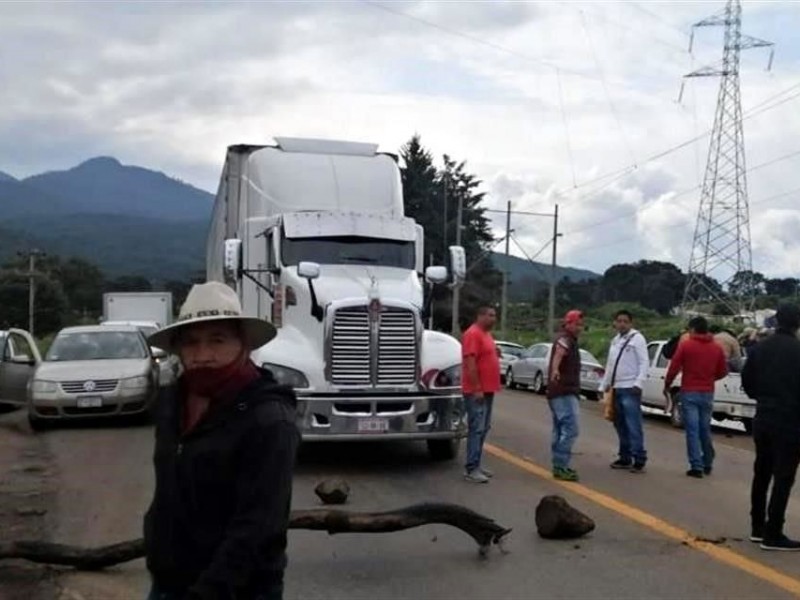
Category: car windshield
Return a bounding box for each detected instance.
[282,235,415,269]
[579,349,599,364]
[46,331,147,362]
[498,345,524,357]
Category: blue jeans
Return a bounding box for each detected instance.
[613,388,647,464]
[681,391,715,471]
[548,395,580,469]
[464,393,494,472]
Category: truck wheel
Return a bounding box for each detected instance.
[0,403,19,414]
[743,419,753,435]
[507,369,518,390]
[427,439,458,461]
[532,372,545,395]
[669,395,683,429]
[584,391,599,402]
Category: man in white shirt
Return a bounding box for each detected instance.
[601,310,650,473]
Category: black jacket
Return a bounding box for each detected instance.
[144,369,300,599]
[741,330,800,435]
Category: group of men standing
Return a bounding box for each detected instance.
[460,303,800,552]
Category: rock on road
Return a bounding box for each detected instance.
[2,389,800,599]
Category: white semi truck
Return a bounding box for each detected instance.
[207,138,468,459]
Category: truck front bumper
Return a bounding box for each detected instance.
[296,393,466,441]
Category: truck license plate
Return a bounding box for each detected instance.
[77,396,103,408]
[358,418,389,433]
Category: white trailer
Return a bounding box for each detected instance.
[102,292,173,329]
[207,137,467,459]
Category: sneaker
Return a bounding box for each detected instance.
[553,467,580,482]
[610,459,633,470]
[686,469,704,479]
[750,526,764,543]
[464,469,489,484]
[704,466,713,476]
[630,463,647,474]
[760,535,800,552]
[479,466,494,478]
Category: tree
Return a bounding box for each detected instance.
[765,277,799,298]
[108,276,152,292]
[400,136,500,331]
[0,269,69,334]
[601,261,686,315]
[728,270,766,299]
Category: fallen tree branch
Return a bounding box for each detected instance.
[0,503,512,570]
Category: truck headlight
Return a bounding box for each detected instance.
[122,376,149,389]
[424,364,461,390]
[262,363,310,389]
[31,380,57,393]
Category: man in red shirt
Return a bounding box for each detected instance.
[664,316,728,478]
[462,306,501,483]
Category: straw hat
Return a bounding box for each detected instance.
[148,282,276,353]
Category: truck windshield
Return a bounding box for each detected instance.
[282,236,415,269]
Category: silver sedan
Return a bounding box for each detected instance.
[27,325,160,430]
[506,342,605,400]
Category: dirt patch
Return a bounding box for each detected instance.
[0,410,60,599]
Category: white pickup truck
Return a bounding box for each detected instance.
[641,339,755,433]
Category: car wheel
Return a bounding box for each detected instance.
[669,394,683,429]
[0,403,19,414]
[743,419,753,435]
[507,368,518,390]
[427,439,459,461]
[584,391,599,402]
[27,412,51,432]
[532,372,545,395]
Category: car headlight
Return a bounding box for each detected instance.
[262,363,310,389]
[31,380,57,393]
[122,376,150,389]
[424,364,461,390]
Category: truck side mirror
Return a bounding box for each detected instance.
[151,347,168,360]
[298,262,321,280]
[223,239,243,282]
[424,266,448,285]
[449,246,466,285]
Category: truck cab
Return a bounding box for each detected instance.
[207,138,468,459]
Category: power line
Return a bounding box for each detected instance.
[561,146,800,236]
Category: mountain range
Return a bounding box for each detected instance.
[0,157,599,287]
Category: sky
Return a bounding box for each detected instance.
[1,0,799,279]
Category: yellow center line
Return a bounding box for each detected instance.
[485,442,800,598]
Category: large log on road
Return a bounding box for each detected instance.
[0,503,512,570]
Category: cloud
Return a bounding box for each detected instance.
[0,1,798,280]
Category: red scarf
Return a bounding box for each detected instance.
[181,355,261,434]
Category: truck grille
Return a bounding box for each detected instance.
[61,379,118,394]
[329,306,418,387]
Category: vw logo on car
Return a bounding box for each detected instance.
[83,380,97,393]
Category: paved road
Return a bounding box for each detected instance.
[9,389,800,599]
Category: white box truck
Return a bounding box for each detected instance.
[102,292,173,329]
[207,137,468,459]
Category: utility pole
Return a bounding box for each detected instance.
[549,204,559,335]
[442,170,448,261]
[500,201,512,338]
[681,0,774,317]
[19,249,44,337]
[450,188,464,337]
[428,252,435,330]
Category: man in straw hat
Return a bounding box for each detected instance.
[145,282,299,600]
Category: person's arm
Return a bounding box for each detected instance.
[550,338,569,384]
[715,347,728,381]
[741,347,758,399]
[462,331,483,400]
[600,338,615,392]
[633,334,649,392]
[664,343,684,390]
[187,417,300,599]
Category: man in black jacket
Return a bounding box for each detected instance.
[146,282,300,599]
[742,303,800,552]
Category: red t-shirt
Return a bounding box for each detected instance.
[461,324,501,394]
